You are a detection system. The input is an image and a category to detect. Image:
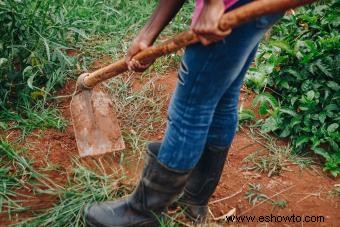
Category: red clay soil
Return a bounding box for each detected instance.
[210,133,339,226]
[1,71,339,226]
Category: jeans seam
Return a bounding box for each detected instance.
[172,45,218,166]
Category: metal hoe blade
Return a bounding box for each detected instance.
[70,87,125,157]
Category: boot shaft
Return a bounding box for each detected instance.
[181,144,230,206]
[130,142,191,213]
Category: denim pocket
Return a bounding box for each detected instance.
[256,13,284,29]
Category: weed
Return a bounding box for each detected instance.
[245,184,288,210]
[156,214,181,227]
[243,149,288,177]
[329,185,340,199]
[0,102,67,138]
[243,128,313,177]
[271,200,288,209]
[105,74,169,157]
[245,183,269,206]
[238,106,256,124]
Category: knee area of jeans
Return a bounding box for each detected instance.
[168,107,215,130]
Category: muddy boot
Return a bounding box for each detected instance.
[84,142,190,227]
[176,144,230,223]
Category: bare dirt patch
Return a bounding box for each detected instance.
[209,131,339,226]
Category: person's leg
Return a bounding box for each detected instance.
[205,45,258,146]
[173,4,284,222]
[175,45,258,222]
[85,143,191,226]
[157,1,283,171]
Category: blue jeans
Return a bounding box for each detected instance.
[157,0,283,170]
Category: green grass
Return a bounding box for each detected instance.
[0,0,194,135]
[0,139,38,215]
[0,103,67,138]
[20,161,131,226]
[271,200,288,209]
[105,74,170,158]
[241,126,313,177]
[0,138,134,226]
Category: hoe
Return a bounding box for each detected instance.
[70,0,317,157]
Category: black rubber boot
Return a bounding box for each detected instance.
[84,142,191,227]
[176,144,230,223]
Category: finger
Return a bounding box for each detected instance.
[208,35,225,44]
[199,29,232,45]
[215,29,232,37]
[126,45,137,62]
[130,59,151,72]
[198,32,224,45]
[126,51,135,70]
[193,28,214,37]
[127,63,132,71]
[198,36,212,46]
[133,61,148,72]
[130,59,142,71]
[126,42,149,69]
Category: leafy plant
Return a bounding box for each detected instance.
[271,200,287,209]
[238,107,256,123]
[246,0,340,176]
[252,92,279,116]
[0,0,77,107]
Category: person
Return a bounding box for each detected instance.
[85,0,283,226]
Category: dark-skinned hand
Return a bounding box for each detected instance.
[192,0,232,45]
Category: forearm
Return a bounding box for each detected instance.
[136,0,185,45]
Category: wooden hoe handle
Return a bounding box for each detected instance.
[82,0,317,88]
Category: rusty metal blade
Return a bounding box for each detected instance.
[70,87,125,157]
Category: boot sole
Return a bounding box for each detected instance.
[86,215,158,227]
